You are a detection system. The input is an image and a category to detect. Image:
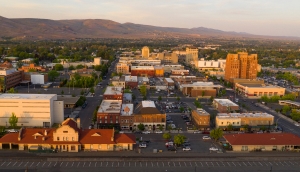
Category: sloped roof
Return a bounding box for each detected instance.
[134,101,161,114]
[224,133,300,146]
[79,129,115,144]
[61,118,79,132]
[115,134,136,144]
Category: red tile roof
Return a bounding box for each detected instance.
[79,129,115,144]
[62,118,79,132]
[115,133,136,144]
[224,133,300,145]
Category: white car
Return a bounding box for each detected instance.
[155,130,163,134]
[193,130,201,134]
[7,129,18,133]
[295,123,300,127]
[142,131,150,134]
[139,144,147,148]
[183,147,191,151]
[202,136,211,140]
[165,142,174,146]
[209,147,218,151]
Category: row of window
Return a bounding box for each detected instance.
[57,136,75,141]
[221,120,271,125]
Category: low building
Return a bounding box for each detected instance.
[213,99,239,113]
[156,52,178,64]
[131,66,155,77]
[154,66,164,77]
[0,118,135,152]
[224,133,300,152]
[0,94,64,127]
[164,78,175,90]
[278,100,300,109]
[191,108,210,130]
[215,112,274,131]
[232,79,264,86]
[97,100,122,129]
[116,63,130,75]
[123,93,132,104]
[133,101,166,132]
[137,77,150,88]
[125,76,138,89]
[22,72,48,85]
[111,76,125,88]
[103,86,123,100]
[171,70,189,76]
[120,104,134,131]
[235,83,285,98]
[163,65,185,73]
[57,95,80,109]
[181,82,222,97]
[0,68,23,92]
[18,63,47,72]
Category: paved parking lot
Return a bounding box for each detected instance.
[0,160,299,172]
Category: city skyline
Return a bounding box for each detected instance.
[1,0,300,37]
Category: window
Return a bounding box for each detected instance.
[242,146,248,151]
[233,122,235,124]
[105,116,107,119]
[66,137,68,141]
[63,137,65,141]
[110,120,113,123]
[72,137,74,141]
[237,122,239,124]
[57,137,60,141]
[63,131,68,133]
[71,146,76,150]
[221,122,223,124]
[105,120,107,123]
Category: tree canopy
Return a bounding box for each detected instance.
[9,113,18,128]
[210,128,223,141]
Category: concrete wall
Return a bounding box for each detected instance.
[53,101,64,124]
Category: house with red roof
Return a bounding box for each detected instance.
[0,118,135,152]
[224,133,300,152]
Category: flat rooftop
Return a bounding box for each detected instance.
[57,95,80,105]
[0,93,56,100]
[217,112,274,119]
[214,99,238,107]
[193,108,210,116]
[121,104,134,116]
[142,100,156,108]
[181,82,222,88]
[239,83,284,88]
[125,76,137,82]
[279,100,300,107]
[165,78,174,83]
[98,100,122,113]
[104,86,123,95]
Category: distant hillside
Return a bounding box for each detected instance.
[0,16,299,40]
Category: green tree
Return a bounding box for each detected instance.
[140,85,147,97]
[7,87,18,93]
[92,110,97,124]
[54,64,64,71]
[90,87,95,94]
[173,134,186,146]
[48,70,59,81]
[68,65,75,70]
[202,90,205,97]
[282,105,291,115]
[137,123,145,131]
[210,128,223,141]
[81,89,85,95]
[176,96,181,102]
[159,125,164,131]
[132,94,136,101]
[61,90,64,96]
[227,124,233,131]
[163,133,171,140]
[291,109,300,122]
[9,113,18,128]
[76,64,84,69]
[158,96,162,102]
[143,95,147,100]
[179,107,184,113]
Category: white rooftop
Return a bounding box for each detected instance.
[216,112,274,119]
[142,100,156,108]
[165,78,174,83]
[98,100,122,113]
[194,108,210,116]
[0,93,56,100]
[121,104,134,116]
[131,66,154,70]
[214,99,238,107]
[181,82,223,88]
[104,86,123,95]
[125,76,137,82]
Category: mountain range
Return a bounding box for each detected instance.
[0,16,298,40]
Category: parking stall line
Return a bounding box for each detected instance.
[205,162,209,166]
[95,162,97,167]
[135,162,136,167]
[184,162,187,167]
[151,162,153,167]
[65,162,68,167]
[83,162,86,167]
[123,162,125,167]
[243,162,247,166]
[146,162,147,167]
[173,162,175,167]
[129,162,130,167]
[162,162,164,167]
[140,162,142,167]
[269,162,273,166]
[36,162,40,167]
[216,162,220,166]
[194,162,198,167]
[252,162,257,166]
[89,162,91,167]
[220,161,225,166]
[77,162,80,167]
[284,161,290,166]
[71,162,74,167]
[273,162,278,166]
[232,162,236,167]
[12,162,17,167]
[24,162,29,167]
[190,162,192,166]
[118,162,119,167]
[263,162,268,166]
[54,162,57,167]
[48,162,51,167]
[18,162,23,167]
[106,162,109,167]
[279,162,284,166]
[6,162,11,167]
[1,162,6,166]
[210,162,214,167]
[168,162,170,167]
[60,162,63,167]
[30,162,34,167]
[227,162,231,166]
[42,162,46,167]
[101,162,102,167]
[200,162,203,167]
[247,162,252,166]
[237,162,242,166]
[289,161,294,165]
[112,162,114,167]
[258,162,263,166]
[179,162,181,167]
[293,161,298,165]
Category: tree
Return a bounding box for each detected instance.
[137,123,145,131]
[54,64,64,71]
[163,133,171,140]
[202,90,205,97]
[80,89,85,95]
[173,134,186,146]
[7,87,18,93]
[48,70,59,81]
[291,109,300,122]
[140,85,147,97]
[282,105,291,115]
[90,87,95,94]
[92,110,97,124]
[9,113,18,128]
[227,124,233,131]
[179,107,184,113]
[158,96,162,102]
[132,94,136,101]
[176,96,180,102]
[76,64,84,69]
[68,65,75,70]
[159,125,163,131]
[61,90,64,96]
[210,128,223,141]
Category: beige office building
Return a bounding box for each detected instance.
[235,83,285,98]
[116,63,130,74]
[142,46,150,58]
[186,47,198,67]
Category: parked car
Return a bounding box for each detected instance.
[209,147,218,151]
[202,136,211,140]
[295,123,300,127]
[139,144,147,148]
[193,130,201,134]
[155,130,163,134]
[142,131,150,134]
[183,147,191,151]
[7,129,18,133]
[167,146,177,151]
[165,142,174,147]
[134,131,142,134]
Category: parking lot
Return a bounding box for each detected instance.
[0,160,299,172]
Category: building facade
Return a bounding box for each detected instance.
[97,100,122,129]
[111,76,125,88]
[120,104,134,131]
[0,68,23,92]
[142,46,150,58]
[0,94,64,127]
[124,76,138,89]
[235,83,285,98]
[213,99,239,113]
[225,52,258,81]
[116,63,130,74]
[103,86,123,100]
[171,70,189,76]
[186,47,198,66]
[181,82,222,97]
[191,108,210,130]
[131,66,155,77]
[18,63,47,72]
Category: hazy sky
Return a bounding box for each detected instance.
[2,0,300,37]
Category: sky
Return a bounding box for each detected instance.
[1,0,300,37]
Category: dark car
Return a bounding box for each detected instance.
[167,146,177,151]
[134,131,142,134]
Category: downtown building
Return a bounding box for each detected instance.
[224,52,258,82]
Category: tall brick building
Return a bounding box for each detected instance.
[225,52,258,81]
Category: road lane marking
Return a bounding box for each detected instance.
[6,162,11,166]
[89,162,91,167]
[42,162,46,167]
[95,162,97,167]
[48,162,51,167]
[54,162,57,167]
[36,162,40,167]
[77,162,80,167]
[258,162,263,166]
[60,162,63,167]
[18,162,23,167]
[1,162,6,166]
[12,162,17,167]
[30,162,34,167]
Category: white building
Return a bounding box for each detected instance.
[197,59,226,71]
[0,94,64,127]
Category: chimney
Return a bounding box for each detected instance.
[44,130,47,136]
[77,118,81,129]
[111,127,115,142]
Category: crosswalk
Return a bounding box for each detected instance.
[0,160,299,169]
